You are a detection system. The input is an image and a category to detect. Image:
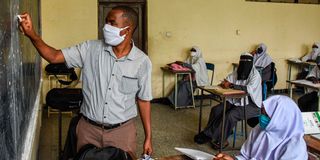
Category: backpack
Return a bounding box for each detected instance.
[46,88,83,111]
[74,144,133,160]
[45,63,78,85]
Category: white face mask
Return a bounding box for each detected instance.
[103,24,128,46]
[312,47,319,53]
[191,51,197,57]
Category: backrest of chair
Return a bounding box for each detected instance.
[206,63,215,85]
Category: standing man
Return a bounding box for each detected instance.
[19,6,153,156]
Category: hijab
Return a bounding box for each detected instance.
[186,46,209,86]
[301,42,320,62]
[237,53,254,80]
[236,95,308,160]
[253,43,273,68]
[226,52,262,108]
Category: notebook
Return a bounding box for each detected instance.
[302,112,320,134]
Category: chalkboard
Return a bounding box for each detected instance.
[0,0,41,159]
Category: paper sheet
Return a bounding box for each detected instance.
[302,112,320,134]
[175,147,215,160]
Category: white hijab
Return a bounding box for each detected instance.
[253,43,273,68]
[301,42,320,62]
[226,52,262,108]
[186,46,209,86]
[236,95,308,160]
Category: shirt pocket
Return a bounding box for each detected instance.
[119,75,139,94]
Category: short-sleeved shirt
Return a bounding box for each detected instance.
[62,40,152,125]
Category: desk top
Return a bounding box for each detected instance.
[159,155,191,160]
[198,85,246,96]
[288,79,320,90]
[304,135,320,155]
[287,58,316,66]
[161,66,192,73]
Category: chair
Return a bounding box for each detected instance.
[195,63,215,106]
[262,62,276,100]
[206,63,215,86]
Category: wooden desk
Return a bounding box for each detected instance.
[197,86,247,153]
[304,135,320,155]
[288,79,320,110]
[161,67,195,109]
[159,155,191,160]
[286,58,316,89]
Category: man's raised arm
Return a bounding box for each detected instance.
[19,13,65,63]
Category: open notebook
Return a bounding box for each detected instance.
[302,112,320,134]
[175,147,215,160]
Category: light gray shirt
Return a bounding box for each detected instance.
[62,40,152,124]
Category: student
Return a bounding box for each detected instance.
[298,56,320,112]
[19,6,153,155]
[251,43,273,82]
[194,52,261,149]
[297,42,320,80]
[213,95,308,160]
[168,46,209,106]
[301,42,320,62]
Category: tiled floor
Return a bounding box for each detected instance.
[38,92,301,160]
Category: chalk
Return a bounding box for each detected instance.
[17,15,22,22]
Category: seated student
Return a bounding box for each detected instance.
[298,42,320,80]
[213,95,308,160]
[194,52,261,149]
[168,46,209,106]
[251,43,273,82]
[301,42,320,62]
[298,56,320,112]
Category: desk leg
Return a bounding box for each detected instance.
[188,73,195,108]
[318,91,320,111]
[289,83,293,98]
[244,97,248,139]
[287,64,292,91]
[220,97,226,153]
[162,71,165,97]
[175,73,178,110]
[198,89,204,134]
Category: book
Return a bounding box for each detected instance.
[203,85,245,95]
[302,112,320,134]
[174,147,215,160]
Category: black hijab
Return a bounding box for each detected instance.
[237,53,253,80]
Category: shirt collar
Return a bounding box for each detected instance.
[104,40,139,61]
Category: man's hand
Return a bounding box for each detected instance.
[19,13,37,38]
[143,137,153,155]
[213,153,234,160]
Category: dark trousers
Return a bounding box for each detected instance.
[298,91,318,112]
[203,101,260,142]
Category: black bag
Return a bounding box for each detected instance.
[46,88,83,111]
[74,144,133,160]
[45,63,78,85]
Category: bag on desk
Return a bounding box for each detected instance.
[45,63,78,85]
[46,88,83,111]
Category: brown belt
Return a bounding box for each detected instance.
[82,115,129,130]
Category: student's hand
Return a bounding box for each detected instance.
[250,50,256,56]
[220,79,231,88]
[213,153,234,160]
[312,79,319,84]
[18,13,37,38]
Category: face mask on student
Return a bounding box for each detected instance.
[103,24,128,46]
[312,47,319,53]
[259,114,271,129]
[256,47,263,54]
[190,51,197,57]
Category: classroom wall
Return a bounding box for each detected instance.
[41,0,320,99]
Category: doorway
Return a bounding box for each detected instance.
[98,0,147,53]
